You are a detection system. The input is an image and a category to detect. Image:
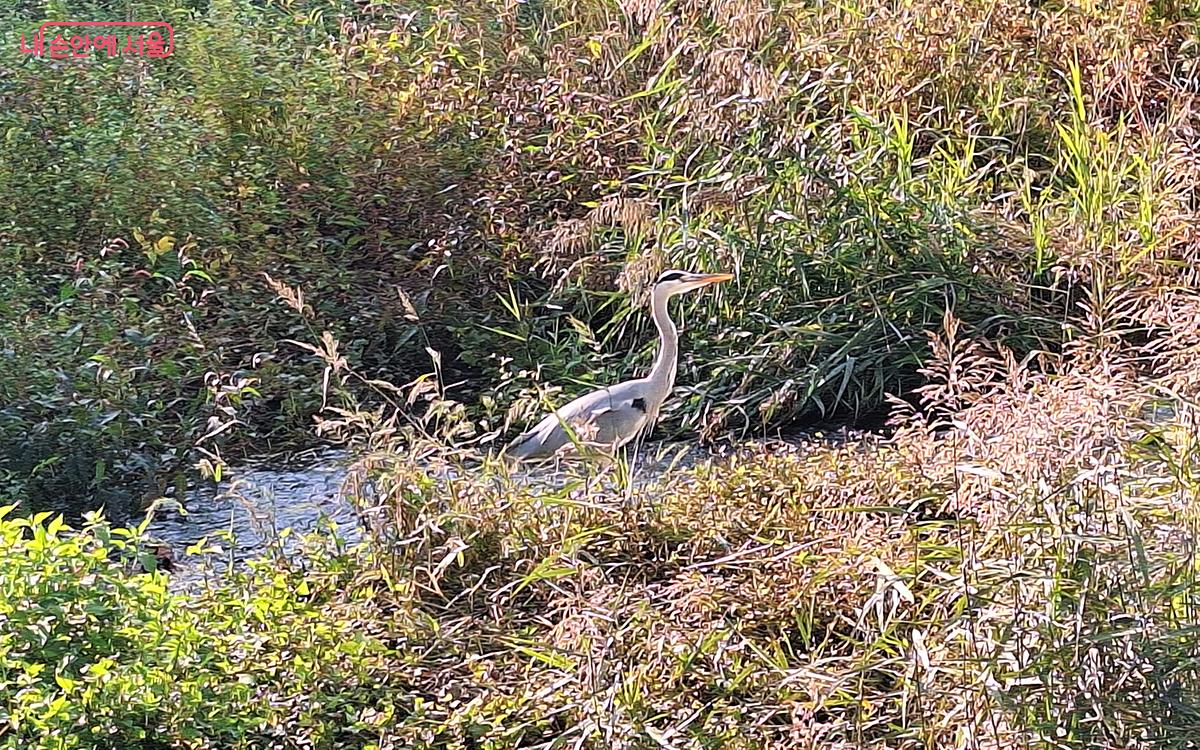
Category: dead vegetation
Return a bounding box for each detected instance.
[248,265,1200,748]
[235,0,1200,746]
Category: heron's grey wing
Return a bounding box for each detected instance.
[505,382,652,460]
[504,388,612,459]
[581,381,653,448]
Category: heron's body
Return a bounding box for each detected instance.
[503,270,732,463]
[505,378,660,460]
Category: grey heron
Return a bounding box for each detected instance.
[502,269,734,464]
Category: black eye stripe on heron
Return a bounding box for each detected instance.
[656,271,686,284]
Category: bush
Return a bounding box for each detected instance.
[0,504,406,750]
[0,0,452,514]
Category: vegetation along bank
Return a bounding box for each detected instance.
[2,0,1200,746]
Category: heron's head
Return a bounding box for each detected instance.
[652,269,735,297]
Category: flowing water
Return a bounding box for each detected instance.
[144,439,757,580]
[145,449,361,575]
[143,401,1179,582]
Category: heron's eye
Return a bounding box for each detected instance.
[656,271,685,284]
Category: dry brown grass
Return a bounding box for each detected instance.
[262,294,1196,747]
[242,0,1200,745]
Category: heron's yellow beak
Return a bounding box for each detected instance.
[696,272,735,285]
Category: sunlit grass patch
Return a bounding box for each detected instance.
[7,325,1200,748]
[303,310,1200,747]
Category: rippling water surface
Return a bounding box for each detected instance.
[146,452,357,566]
[142,429,880,581]
[145,440,720,577]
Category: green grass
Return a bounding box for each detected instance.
[5,329,1200,748]
[6,0,1196,516]
[3,0,1200,745]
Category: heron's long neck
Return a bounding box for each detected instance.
[646,289,678,401]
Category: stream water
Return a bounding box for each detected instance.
[144,449,360,573]
[142,400,1181,582]
[142,437,800,579]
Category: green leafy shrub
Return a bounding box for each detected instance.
[0,0,453,514]
[0,505,403,750]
